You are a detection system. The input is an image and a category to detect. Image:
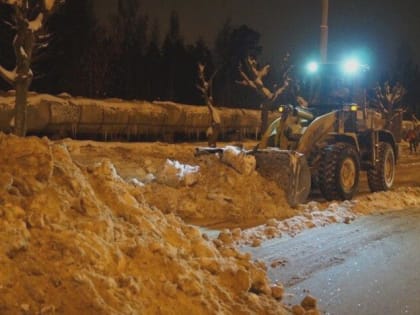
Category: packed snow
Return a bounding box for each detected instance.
[64,138,420,245]
[0,133,323,314]
[1,131,419,314]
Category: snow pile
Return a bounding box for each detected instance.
[353,187,420,213]
[65,141,294,225]
[232,186,420,247]
[156,159,200,187]
[63,139,420,248]
[222,201,357,247]
[142,151,292,223]
[0,134,292,314]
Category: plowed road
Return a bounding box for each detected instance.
[245,208,420,315]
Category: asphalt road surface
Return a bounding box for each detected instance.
[245,208,420,315]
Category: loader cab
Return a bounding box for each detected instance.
[302,60,369,116]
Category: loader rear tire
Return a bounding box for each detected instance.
[367,142,395,192]
[319,143,360,201]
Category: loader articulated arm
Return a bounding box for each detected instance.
[259,105,315,150]
[296,111,337,155]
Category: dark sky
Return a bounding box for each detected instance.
[94,0,420,73]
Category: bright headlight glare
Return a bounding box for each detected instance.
[343,59,360,74]
[307,62,318,73]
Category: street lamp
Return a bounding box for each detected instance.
[320,0,329,63]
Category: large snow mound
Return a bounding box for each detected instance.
[0,134,292,314]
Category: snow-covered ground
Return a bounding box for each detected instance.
[0,134,301,314]
[1,133,418,314]
[64,138,420,244]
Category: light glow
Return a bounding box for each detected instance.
[342,59,361,74]
[307,61,319,73]
[350,104,358,111]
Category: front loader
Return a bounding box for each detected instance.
[255,101,399,205]
[197,62,401,207]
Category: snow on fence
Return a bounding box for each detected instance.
[0,92,276,141]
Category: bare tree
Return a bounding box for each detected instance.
[197,63,221,147]
[373,81,406,123]
[0,0,62,136]
[237,55,291,133]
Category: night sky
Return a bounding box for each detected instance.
[94,0,420,74]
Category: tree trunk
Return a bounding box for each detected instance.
[261,102,270,134]
[13,14,34,137]
[207,103,221,147]
[14,78,30,136]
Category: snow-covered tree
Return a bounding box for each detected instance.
[0,0,62,136]
[238,55,291,133]
[373,81,406,124]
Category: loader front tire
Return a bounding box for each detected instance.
[367,142,395,192]
[319,143,360,201]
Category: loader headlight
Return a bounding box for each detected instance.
[344,104,359,111]
[278,105,285,113]
[342,58,361,74]
[350,104,358,111]
[307,61,319,73]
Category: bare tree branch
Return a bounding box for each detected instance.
[237,58,274,100]
[0,66,17,85]
[236,55,295,133]
[272,79,289,101]
[374,81,406,115]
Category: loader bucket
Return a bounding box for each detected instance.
[253,149,311,207]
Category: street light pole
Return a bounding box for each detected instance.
[320,0,329,63]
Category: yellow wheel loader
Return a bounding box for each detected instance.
[197,62,401,207]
